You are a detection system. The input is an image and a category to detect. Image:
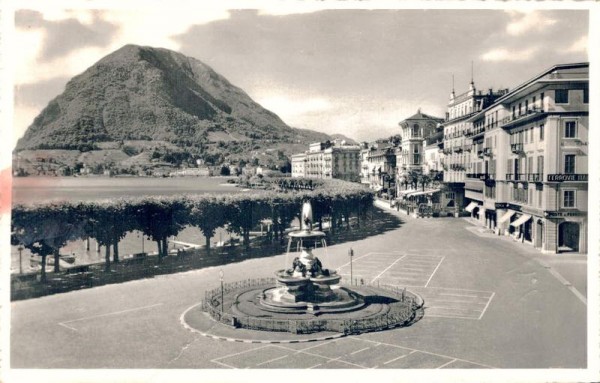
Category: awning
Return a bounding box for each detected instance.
[465,202,479,213]
[510,214,532,227]
[498,210,515,223]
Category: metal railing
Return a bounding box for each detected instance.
[510,143,523,153]
[202,278,423,335]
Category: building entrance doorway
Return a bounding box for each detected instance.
[535,220,543,248]
[558,222,579,252]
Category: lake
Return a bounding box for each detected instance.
[12,176,241,204]
[10,176,250,274]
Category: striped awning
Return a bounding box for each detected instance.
[498,210,515,223]
[465,202,479,213]
[511,214,532,227]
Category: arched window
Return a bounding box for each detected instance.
[412,124,420,137]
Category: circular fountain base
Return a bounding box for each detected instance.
[259,286,366,315]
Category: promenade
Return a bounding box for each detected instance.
[11,208,587,369]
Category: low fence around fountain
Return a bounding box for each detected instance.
[202,277,424,334]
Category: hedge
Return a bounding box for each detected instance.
[11,179,373,281]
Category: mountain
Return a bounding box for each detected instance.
[15,45,332,172]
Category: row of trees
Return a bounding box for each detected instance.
[11,179,373,282]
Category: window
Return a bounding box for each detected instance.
[539,124,544,141]
[532,96,536,108]
[564,154,576,174]
[537,155,544,175]
[563,190,575,208]
[525,100,529,112]
[565,121,577,138]
[518,103,522,116]
[555,89,569,104]
[540,92,545,111]
[583,88,588,104]
[512,106,516,117]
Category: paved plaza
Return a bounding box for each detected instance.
[10,208,587,369]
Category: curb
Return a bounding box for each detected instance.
[180,302,346,344]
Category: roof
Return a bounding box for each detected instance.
[467,62,589,122]
[401,109,445,123]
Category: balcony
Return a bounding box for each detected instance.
[506,173,514,181]
[453,146,463,153]
[466,173,489,180]
[511,143,523,153]
[463,144,472,152]
[527,173,542,182]
[501,107,546,130]
[477,150,484,159]
[483,148,492,157]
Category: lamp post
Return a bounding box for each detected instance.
[348,248,354,285]
[17,245,24,274]
[219,269,224,313]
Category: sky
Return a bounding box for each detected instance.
[12,6,589,148]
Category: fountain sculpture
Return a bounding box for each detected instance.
[259,201,364,314]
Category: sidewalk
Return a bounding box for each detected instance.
[461,216,587,302]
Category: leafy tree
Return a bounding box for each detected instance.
[220,166,231,176]
[186,196,228,253]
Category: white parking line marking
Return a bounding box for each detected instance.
[212,345,272,362]
[255,354,289,367]
[437,359,457,369]
[58,303,164,331]
[370,255,408,283]
[383,350,417,365]
[478,292,496,320]
[424,256,445,287]
[357,338,495,368]
[211,359,236,369]
[350,347,371,355]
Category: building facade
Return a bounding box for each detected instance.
[291,141,361,182]
[465,62,588,254]
[291,153,306,178]
[440,82,507,213]
[396,110,444,193]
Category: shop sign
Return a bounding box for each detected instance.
[544,210,585,218]
[495,203,522,211]
[547,174,588,182]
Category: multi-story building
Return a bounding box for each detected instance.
[291,141,361,182]
[291,153,306,178]
[396,110,444,192]
[441,82,507,212]
[465,62,588,254]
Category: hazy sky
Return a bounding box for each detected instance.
[13,6,589,148]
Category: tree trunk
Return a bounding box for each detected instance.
[112,240,119,263]
[53,248,60,273]
[205,234,211,254]
[162,237,168,258]
[155,240,162,259]
[104,245,111,272]
[40,254,47,282]
[243,228,250,248]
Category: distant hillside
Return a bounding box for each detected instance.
[15,44,333,173]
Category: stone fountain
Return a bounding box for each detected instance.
[260,201,364,314]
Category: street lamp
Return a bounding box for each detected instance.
[348,248,354,285]
[219,269,224,313]
[17,245,24,274]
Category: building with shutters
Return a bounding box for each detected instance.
[464,62,588,254]
[440,81,508,215]
[291,141,361,182]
